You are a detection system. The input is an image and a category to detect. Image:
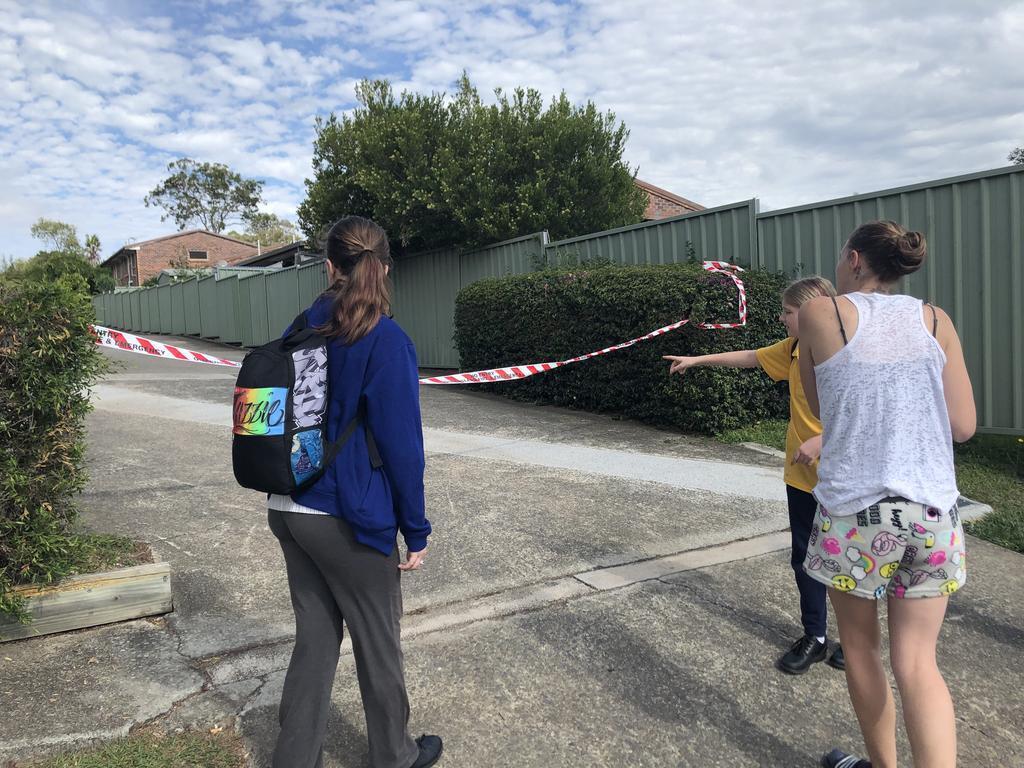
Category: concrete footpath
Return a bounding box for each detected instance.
[2,336,1021,767]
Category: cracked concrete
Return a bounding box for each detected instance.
[2,337,1020,767]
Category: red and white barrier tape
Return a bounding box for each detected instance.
[91,261,746,382]
[91,325,242,368]
[419,261,747,385]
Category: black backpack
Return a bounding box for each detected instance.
[232,312,381,494]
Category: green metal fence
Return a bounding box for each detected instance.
[756,165,1024,435]
[545,199,758,267]
[92,165,1023,433]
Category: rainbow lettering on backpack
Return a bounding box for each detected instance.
[233,387,287,436]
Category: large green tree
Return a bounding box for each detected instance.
[144,158,264,233]
[2,219,114,295]
[298,76,648,250]
[1010,146,1024,165]
[226,212,301,246]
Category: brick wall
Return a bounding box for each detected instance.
[108,232,257,285]
[643,194,700,220]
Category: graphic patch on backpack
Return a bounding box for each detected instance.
[292,347,328,428]
[291,429,324,484]
[233,387,287,436]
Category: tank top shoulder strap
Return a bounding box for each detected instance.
[830,295,849,346]
[925,302,938,337]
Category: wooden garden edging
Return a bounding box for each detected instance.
[0,562,172,642]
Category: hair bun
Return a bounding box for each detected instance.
[894,230,926,275]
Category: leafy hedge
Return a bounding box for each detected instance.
[0,274,107,620]
[454,263,790,434]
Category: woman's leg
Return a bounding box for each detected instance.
[888,595,956,768]
[285,514,419,768]
[829,588,898,768]
[268,510,345,768]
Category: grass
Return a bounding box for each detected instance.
[27,729,245,768]
[718,420,1024,554]
[64,533,153,576]
[719,419,787,451]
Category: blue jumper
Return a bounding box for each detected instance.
[289,295,431,555]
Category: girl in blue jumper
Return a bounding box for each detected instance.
[267,217,442,768]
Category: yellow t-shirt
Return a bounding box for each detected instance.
[755,337,822,493]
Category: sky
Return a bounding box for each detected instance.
[1,0,1022,262]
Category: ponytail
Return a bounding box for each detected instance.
[316,217,393,344]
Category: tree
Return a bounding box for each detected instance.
[84,234,102,263]
[226,212,301,246]
[144,158,265,233]
[298,75,648,250]
[4,219,113,294]
[1010,146,1024,165]
[30,218,82,253]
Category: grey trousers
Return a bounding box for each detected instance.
[268,510,419,768]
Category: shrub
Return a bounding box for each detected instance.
[0,274,108,620]
[454,263,790,434]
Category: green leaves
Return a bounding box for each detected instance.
[144,158,264,233]
[297,75,647,250]
[0,277,108,620]
[454,264,790,434]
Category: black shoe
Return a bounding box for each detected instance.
[779,635,828,675]
[410,734,443,768]
[821,747,871,767]
[827,644,845,671]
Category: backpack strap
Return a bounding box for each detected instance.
[321,401,384,470]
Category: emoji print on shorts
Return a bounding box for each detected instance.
[879,561,900,579]
[832,574,857,592]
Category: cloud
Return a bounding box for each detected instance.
[1,0,1021,261]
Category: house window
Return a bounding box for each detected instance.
[188,250,208,260]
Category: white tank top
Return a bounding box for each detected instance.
[812,292,958,516]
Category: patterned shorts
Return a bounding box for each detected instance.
[803,499,966,600]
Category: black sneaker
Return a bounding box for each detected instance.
[827,644,846,671]
[821,748,870,767]
[410,734,443,768]
[779,635,828,674]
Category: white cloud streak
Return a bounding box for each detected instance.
[1,0,1021,261]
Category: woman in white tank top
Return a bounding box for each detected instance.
[797,221,976,768]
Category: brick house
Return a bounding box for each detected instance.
[634,179,704,220]
[101,230,258,287]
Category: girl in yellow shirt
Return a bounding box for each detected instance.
[664,276,842,675]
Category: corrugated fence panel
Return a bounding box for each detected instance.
[756,165,1024,434]
[544,201,758,267]
[392,247,461,368]
[242,273,271,348]
[158,285,173,334]
[198,277,218,338]
[128,290,142,331]
[183,279,202,336]
[170,282,186,335]
[266,266,300,338]
[138,289,152,332]
[297,260,328,307]
[216,277,241,345]
[459,232,547,285]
